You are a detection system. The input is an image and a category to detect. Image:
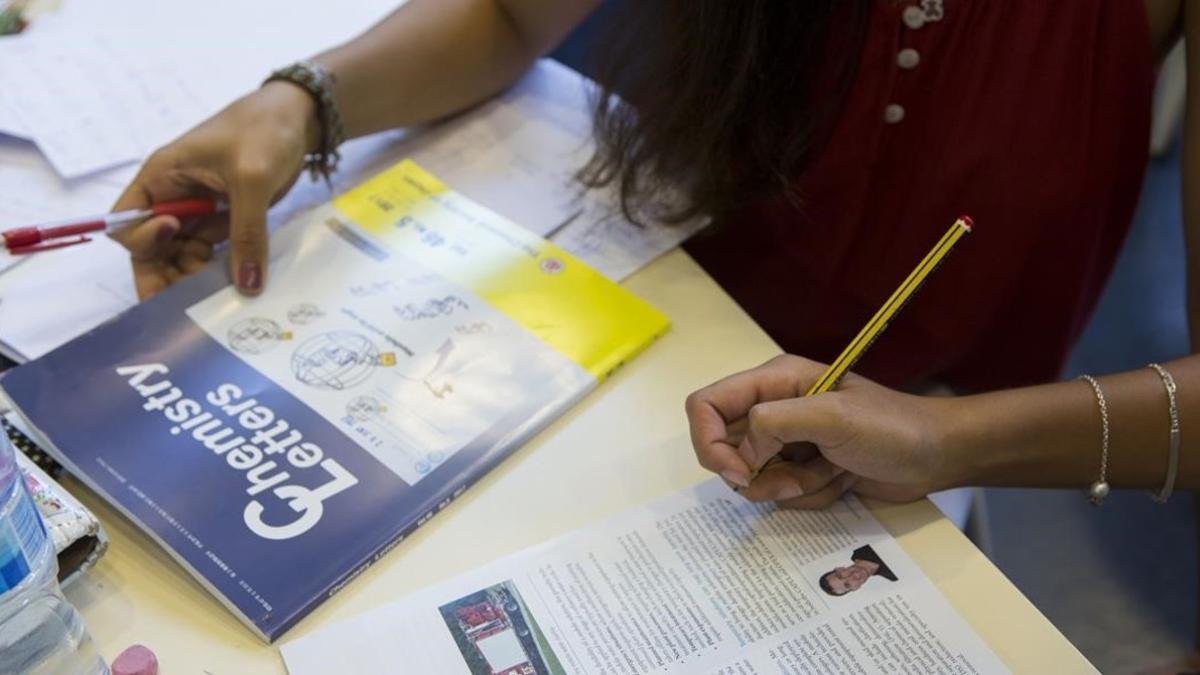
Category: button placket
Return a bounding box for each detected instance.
[886,1,942,124]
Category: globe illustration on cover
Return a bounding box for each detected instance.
[227,318,292,355]
[291,331,388,391]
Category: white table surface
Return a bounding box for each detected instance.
[61,249,1096,673]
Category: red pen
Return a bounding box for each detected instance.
[0,198,220,254]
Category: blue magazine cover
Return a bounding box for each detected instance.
[1,160,668,641]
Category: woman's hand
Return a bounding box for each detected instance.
[109,82,318,299]
[685,354,965,508]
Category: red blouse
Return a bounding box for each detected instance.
[685,0,1155,392]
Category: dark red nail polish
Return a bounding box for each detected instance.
[238,262,261,293]
[155,223,178,243]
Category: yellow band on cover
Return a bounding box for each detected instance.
[333,160,669,380]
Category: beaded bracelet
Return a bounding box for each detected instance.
[263,60,345,186]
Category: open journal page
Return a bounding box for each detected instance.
[282,479,1007,674]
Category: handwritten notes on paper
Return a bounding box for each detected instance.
[0,35,222,178]
[403,99,590,238]
[403,60,709,280]
[550,193,707,282]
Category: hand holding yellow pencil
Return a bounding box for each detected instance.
[746,215,973,483]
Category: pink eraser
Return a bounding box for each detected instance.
[112,644,158,675]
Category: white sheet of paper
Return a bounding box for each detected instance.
[0,236,137,362]
[0,146,138,359]
[401,60,594,237]
[0,35,226,178]
[400,59,709,280]
[0,160,126,270]
[281,480,1009,674]
[0,97,28,139]
[20,0,400,58]
[0,0,403,179]
[550,192,708,281]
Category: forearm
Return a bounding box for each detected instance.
[971,3,1200,494]
[943,357,1200,491]
[314,0,597,139]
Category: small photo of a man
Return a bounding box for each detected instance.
[819,545,898,596]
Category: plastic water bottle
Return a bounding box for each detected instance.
[0,431,107,674]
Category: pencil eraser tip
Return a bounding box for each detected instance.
[959,215,974,231]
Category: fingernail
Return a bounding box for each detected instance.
[777,482,805,500]
[238,262,262,293]
[735,439,756,466]
[155,221,179,243]
[721,470,750,488]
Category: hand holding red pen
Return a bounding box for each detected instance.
[2,199,218,255]
[109,82,318,299]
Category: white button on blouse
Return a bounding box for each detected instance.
[893,3,941,125]
[902,6,927,29]
[897,48,920,69]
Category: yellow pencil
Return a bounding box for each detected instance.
[749,215,973,481]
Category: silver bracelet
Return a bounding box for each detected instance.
[1147,363,1180,504]
[1078,375,1111,506]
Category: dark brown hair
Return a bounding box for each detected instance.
[580,1,869,224]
